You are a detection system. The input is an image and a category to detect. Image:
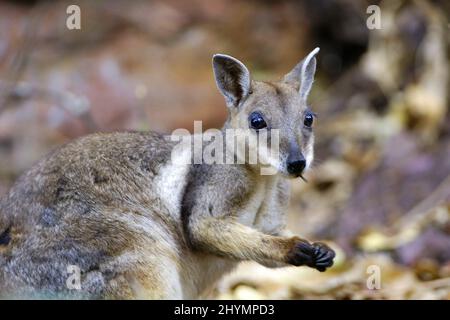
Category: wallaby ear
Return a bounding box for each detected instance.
[283,47,319,102]
[212,54,251,107]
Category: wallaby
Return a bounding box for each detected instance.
[0,48,335,299]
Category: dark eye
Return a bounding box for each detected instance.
[249,112,267,130]
[304,113,314,127]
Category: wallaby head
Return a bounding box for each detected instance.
[212,48,319,179]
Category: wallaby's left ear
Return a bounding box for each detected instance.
[212,54,251,108]
[283,47,319,102]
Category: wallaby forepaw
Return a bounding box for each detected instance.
[311,242,335,272]
[287,239,335,272]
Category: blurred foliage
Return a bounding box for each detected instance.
[0,0,449,299]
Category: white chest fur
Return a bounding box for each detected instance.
[153,143,192,217]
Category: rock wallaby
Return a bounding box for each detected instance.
[0,48,335,299]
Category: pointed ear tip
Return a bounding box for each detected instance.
[212,54,249,74]
[212,53,236,61]
[311,47,320,57]
[212,54,223,62]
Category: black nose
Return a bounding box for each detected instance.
[287,159,306,175]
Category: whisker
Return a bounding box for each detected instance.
[299,174,308,183]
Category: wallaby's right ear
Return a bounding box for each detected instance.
[212,54,251,108]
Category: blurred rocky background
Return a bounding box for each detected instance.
[0,0,449,299]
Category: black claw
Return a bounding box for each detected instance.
[311,242,335,271]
